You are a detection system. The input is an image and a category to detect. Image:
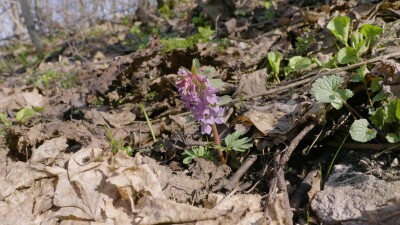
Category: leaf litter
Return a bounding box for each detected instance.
[1,0,400,224]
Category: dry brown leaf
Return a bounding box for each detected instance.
[234,69,268,97]
[30,136,68,164]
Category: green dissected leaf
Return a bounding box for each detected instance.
[386,133,400,143]
[288,56,312,71]
[311,75,354,109]
[267,51,282,75]
[349,119,377,142]
[352,65,369,82]
[224,131,253,152]
[337,47,359,64]
[0,113,12,127]
[350,30,367,55]
[359,24,382,47]
[327,16,350,46]
[369,107,386,128]
[219,95,232,105]
[182,146,211,164]
[16,107,36,124]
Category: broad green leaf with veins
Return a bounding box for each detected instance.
[311,75,354,109]
[327,16,350,47]
[337,47,359,64]
[349,119,377,142]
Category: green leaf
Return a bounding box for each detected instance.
[199,66,216,78]
[369,107,386,128]
[16,107,36,124]
[386,133,400,143]
[359,24,382,47]
[370,77,382,92]
[311,75,354,109]
[224,131,253,152]
[349,119,377,142]
[352,65,369,82]
[0,113,11,127]
[219,95,232,105]
[337,47,359,64]
[386,99,400,123]
[191,59,201,75]
[267,51,282,75]
[288,56,312,71]
[210,79,224,89]
[350,30,367,55]
[182,146,211,164]
[327,16,350,46]
[372,90,388,102]
[396,99,400,120]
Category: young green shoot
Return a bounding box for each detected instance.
[140,103,157,142]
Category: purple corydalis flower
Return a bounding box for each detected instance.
[175,67,225,134]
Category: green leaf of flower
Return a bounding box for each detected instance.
[311,75,354,109]
[337,47,359,64]
[224,131,253,152]
[349,119,377,142]
[327,16,350,46]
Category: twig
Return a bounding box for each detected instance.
[212,155,258,192]
[264,124,315,223]
[229,154,257,184]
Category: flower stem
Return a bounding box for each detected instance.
[211,123,226,164]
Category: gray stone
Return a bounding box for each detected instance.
[311,165,400,225]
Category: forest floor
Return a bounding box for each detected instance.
[1,1,400,224]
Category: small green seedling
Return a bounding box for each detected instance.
[327,16,382,65]
[0,113,12,127]
[284,56,312,76]
[182,146,213,164]
[222,130,253,152]
[15,106,44,124]
[140,103,157,142]
[327,16,350,47]
[104,126,132,155]
[161,26,215,52]
[181,131,253,165]
[267,51,282,83]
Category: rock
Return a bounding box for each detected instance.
[311,165,400,225]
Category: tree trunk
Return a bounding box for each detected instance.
[11,1,25,38]
[19,0,44,53]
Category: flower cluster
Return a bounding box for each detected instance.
[175,67,225,134]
